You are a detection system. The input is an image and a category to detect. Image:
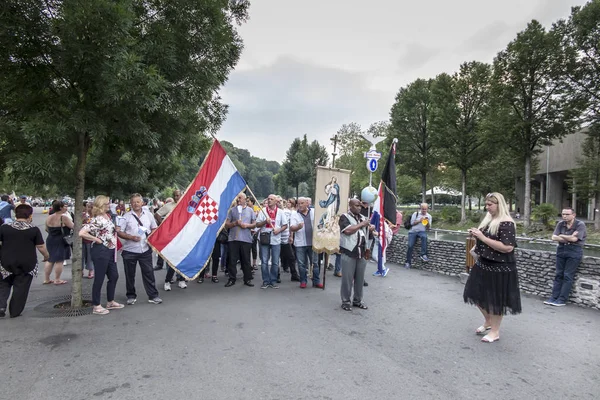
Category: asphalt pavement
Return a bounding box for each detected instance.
[1,210,599,400]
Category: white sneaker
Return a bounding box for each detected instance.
[178,281,187,289]
[164,282,171,291]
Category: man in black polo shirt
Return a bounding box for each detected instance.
[544,207,587,307]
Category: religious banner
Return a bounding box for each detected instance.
[312,166,351,254]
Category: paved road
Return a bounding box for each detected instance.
[1,210,599,399]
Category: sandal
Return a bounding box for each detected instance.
[53,280,68,285]
[197,277,204,284]
[106,302,124,310]
[43,280,54,284]
[93,306,110,315]
[352,302,368,309]
[476,325,492,335]
[481,335,500,343]
[211,276,219,283]
[341,304,352,311]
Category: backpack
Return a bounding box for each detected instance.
[403,212,416,230]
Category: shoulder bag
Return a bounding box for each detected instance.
[61,216,74,246]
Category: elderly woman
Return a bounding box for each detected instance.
[464,192,522,343]
[79,195,123,315]
[0,205,50,318]
[44,200,74,285]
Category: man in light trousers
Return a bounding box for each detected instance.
[339,199,376,311]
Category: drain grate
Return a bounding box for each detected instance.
[31,295,94,318]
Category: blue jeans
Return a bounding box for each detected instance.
[334,253,341,274]
[551,245,583,302]
[296,246,320,284]
[260,244,280,285]
[406,231,428,263]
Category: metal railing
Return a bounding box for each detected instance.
[427,228,600,249]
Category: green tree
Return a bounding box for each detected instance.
[279,135,328,200]
[0,0,249,307]
[431,62,492,223]
[554,0,600,125]
[280,138,308,200]
[302,138,329,200]
[570,124,600,229]
[334,123,370,196]
[490,20,585,228]
[390,79,438,204]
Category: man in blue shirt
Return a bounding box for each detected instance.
[545,208,587,307]
[405,203,432,269]
[0,195,15,224]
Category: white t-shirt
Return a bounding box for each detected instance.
[256,207,287,246]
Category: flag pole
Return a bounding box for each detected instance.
[245,185,269,220]
[322,253,328,290]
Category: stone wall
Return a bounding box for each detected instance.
[387,235,600,310]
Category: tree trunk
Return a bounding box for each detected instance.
[523,155,531,229]
[460,169,467,224]
[71,132,89,308]
[595,191,600,231]
[421,172,427,204]
[431,186,435,211]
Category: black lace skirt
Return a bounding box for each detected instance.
[463,258,522,315]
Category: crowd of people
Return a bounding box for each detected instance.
[0,190,588,346]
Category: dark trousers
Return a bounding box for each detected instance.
[211,241,221,276]
[156,254,165,268]
[165,266,185,283]
[551,245,583,302]
[227,241,252,283]
[91,244,119,306]
[251,233,258,261]
[121,249,159,300]
[280,242,299,279]
[0,271,33,317]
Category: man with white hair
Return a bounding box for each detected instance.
[290,197,321,288]
[224,193,256,288]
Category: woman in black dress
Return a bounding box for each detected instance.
[0,205,50,317]
[464,192,521,343]
[44,200,74,285]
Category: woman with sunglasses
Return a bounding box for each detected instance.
[463,192,521,343]
[79,196,123,315]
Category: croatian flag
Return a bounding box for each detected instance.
[148,140,246,280]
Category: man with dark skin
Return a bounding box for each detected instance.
[339,199,377,311]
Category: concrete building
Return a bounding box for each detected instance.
[516,130,591,218]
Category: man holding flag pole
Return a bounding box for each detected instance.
[370,138,398,277]
[148,139,248,283]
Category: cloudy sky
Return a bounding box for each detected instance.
[217,0,588,163]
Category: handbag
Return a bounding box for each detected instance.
[259,231,271,245]
[60,216,74,246]
[217,230,228,244]
[131,212,150,238]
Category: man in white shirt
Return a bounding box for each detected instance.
[256,194,288,289]
[290,197,321,288]
[153,190,187,290]
[117,193,162,305]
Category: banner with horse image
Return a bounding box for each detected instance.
[312,166,351,254]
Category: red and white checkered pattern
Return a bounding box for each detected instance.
[195,196,219,225]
